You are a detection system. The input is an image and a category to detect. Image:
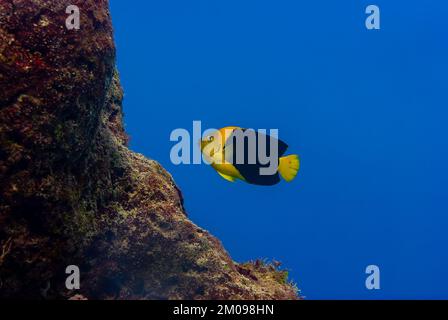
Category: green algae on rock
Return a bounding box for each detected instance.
[0,0,299,299]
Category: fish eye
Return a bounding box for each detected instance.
[208,136,214,142]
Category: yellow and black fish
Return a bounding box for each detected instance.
[200,126,300,186]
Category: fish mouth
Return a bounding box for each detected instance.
[200,140,207,152]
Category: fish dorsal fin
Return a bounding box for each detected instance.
[217,171,236,182]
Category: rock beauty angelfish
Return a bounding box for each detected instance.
[200,126,300,186]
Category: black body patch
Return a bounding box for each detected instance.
[227,129,288,186]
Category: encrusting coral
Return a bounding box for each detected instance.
[0,0,298,299]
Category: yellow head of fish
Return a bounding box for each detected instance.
[200,127,239,163]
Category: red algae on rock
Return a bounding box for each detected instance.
[0,0,299,299]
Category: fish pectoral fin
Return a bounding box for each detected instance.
[217,171,236,182]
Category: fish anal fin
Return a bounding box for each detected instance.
[217,171,236,182]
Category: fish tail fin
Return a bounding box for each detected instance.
[279,155,300,182]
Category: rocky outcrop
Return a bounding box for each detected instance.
[0,0,298,299]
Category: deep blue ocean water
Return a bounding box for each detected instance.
[110,1,448,299]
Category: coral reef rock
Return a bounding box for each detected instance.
[0,0,298,299]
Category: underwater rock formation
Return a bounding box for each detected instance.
[0,0,298,299]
